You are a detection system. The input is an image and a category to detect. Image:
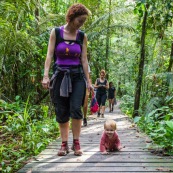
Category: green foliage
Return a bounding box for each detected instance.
[134,96,173,155]
[0,99,59,172]
[119,95,134,116]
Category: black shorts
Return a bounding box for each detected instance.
[108,95,114,99]
[53,72,86,123]
[96,92,107,106]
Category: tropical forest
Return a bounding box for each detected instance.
[0,0,173,172]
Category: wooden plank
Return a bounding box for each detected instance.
[37,152,161,156]
[61,141,150,145]
[49,140,148,144]
[37,146,155,153]
[33,155,173,162]
[44,146,154,150]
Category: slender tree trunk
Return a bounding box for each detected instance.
[13,62,19,97]
[0,56,4,76]
[105,0,111,74]
[35,0,39,32]
[167,42,173,72]
[164,42,173,95]
[117,80,122,97]
[35,7,39,21]
[133,9,148,118]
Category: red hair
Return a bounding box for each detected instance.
[66,3,90,22]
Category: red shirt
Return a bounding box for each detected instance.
[100,131,121,152]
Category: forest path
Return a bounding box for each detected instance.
[18,102,173,173]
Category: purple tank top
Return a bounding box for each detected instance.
[54,26,82,67]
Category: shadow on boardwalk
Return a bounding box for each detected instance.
[18,103,173,173]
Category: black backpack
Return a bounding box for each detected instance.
[53,27,85,63]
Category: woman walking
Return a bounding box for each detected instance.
[42,3,91,156]
[94,69,109,118]
[108,82,116,112]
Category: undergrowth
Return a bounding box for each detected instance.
[0,97,59,173]
[120,95,173,155]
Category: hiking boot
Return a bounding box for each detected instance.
[58,142,69,156]
[71,139,82,156]
[97,112,101,117]
[83,118,87,126]
[101,114,104,118]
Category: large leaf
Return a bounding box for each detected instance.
[165,121,173,131]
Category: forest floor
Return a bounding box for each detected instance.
[17,102,173,173]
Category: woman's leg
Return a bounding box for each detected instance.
[96,93,101,117]
[97,106,101,117]
[58,122,70,156]
[101,94,107,117]
[111,98,115,112]
[70,73,85,155]
[59,122,70,141]
[109,99,111,112]
[53,73,71,156]
[101,106,106,117]
[83,89,89,126]
[71,114,83,156]
[72,119,82,139]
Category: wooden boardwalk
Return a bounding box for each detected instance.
[18,103,173,173]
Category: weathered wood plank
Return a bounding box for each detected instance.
[33,155,173,162]
[44,146,156,152]
[47,143,152,146]
[38,149,159,155]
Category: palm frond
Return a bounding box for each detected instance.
[87,24,135,40]
[144,97,164,116]
[86,7,134,31]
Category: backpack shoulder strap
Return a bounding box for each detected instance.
[77,30,85,45]
[54,27,64,47]
[75,30,84,54]
[105,79,108,85]
[96,78,100,85]
[53,27,63,63]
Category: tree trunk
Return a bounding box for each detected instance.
[13,62,19,97]
[167,42,173,72]
[164,42,173,95]
[133,9,148,118]
[105,0,111,75]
